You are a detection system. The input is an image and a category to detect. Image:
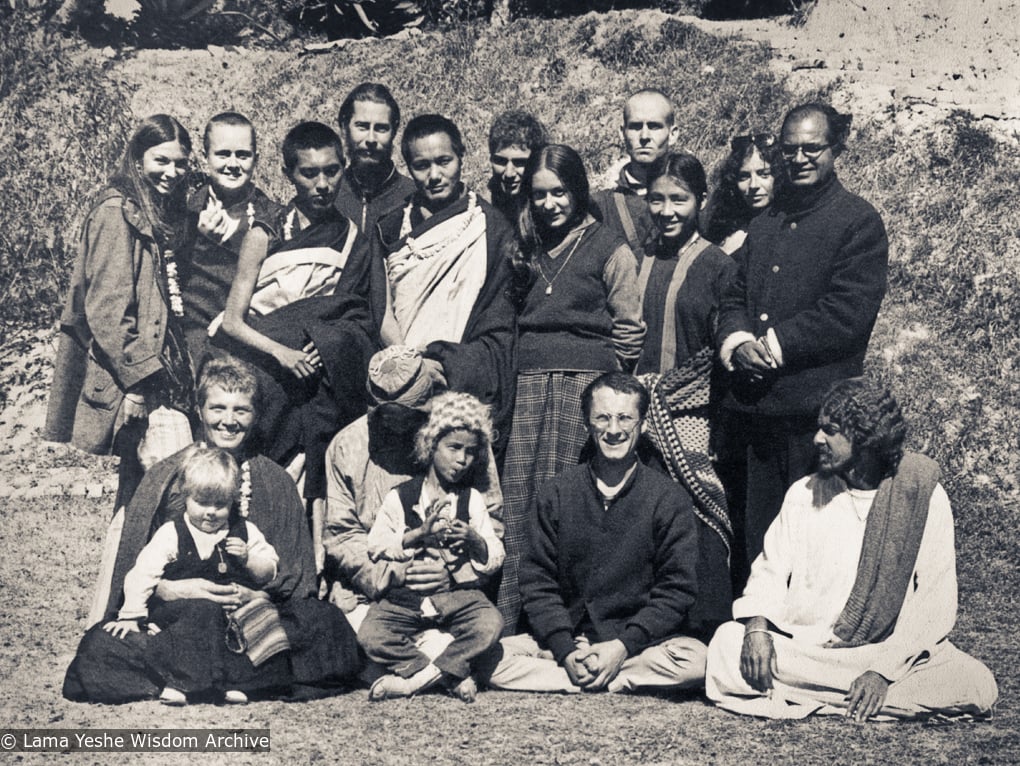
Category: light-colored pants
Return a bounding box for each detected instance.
[486,633,707,694]
[705,621,999,719]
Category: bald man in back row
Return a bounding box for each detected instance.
[591,88,680,261]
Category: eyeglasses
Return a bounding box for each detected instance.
[780,143,831,159]
[730,133,775,154]
[590,413,640,431]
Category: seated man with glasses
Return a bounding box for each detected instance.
[483,372,708,694]
[715,101,890,594]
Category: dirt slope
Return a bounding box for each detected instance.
[692,0,1020,137]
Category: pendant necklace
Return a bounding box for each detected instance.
[216,546,228,574]
[537,229,584,296]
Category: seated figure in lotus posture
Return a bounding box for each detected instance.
[705,377,998,721]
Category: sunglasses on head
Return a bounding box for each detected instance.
[730,133,776,154]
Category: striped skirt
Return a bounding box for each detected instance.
[496,370,600,634]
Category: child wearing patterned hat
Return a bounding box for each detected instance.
[360,391,505,702]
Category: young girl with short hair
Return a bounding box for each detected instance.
[103,446,282,705]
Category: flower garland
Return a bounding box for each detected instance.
[283,207,298,242]
[238,459,251,518]
[164,249,184,317]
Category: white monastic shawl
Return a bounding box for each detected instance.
[387,192,488,349]
[207,216,358,336]
[249,221,358,316]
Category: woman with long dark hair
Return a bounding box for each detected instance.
[497,144,645,633]
[702,133,783,254]
[635,152,737,643]
[46,114,197,511]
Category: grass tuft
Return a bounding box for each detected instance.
[0,13,134,332]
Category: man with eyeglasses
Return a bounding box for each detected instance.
[484,372,708,694]
[716,102,889,592]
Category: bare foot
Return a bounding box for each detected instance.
[369,664,442,701]
[450,676,477,703]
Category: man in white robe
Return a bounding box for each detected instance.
[705,378,998,721]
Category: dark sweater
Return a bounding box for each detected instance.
[517,218,636,372]
[334,162,416,236]
[520,460,699,662]
[716,174,888,417]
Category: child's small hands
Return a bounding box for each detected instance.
[420,513,451,544]
[224,537,248,563]
[103,619,141,639]
[441,519,473,551]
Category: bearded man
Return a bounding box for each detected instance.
[706,378,998,721]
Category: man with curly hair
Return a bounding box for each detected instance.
[486,110,550,222]
[705,378,998,721]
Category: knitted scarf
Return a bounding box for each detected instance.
[833,452,941,646]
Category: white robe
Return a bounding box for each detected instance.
[705,473,998,719]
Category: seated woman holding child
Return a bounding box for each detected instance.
[63,357,361,704]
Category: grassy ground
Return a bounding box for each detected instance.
[2,9,1019,764]
[0,491,1016,764]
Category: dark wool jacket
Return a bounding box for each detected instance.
[334,162,416,237]
[368,193,518,447]
[520,461,699,663]
[716,174,888,417]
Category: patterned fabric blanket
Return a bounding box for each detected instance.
[639,347,732,554]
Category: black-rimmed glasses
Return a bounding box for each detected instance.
[780,143,831,159]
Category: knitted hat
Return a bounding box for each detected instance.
[366,345,434,409]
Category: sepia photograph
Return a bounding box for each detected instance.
[0,0,1016,762]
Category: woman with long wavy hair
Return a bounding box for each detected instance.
[496,144,645,634]
[702,133,784,255]
[46,114,197,511]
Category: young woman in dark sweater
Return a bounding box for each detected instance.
[496,144,645,634]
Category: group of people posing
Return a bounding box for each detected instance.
[46,82,998,721]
